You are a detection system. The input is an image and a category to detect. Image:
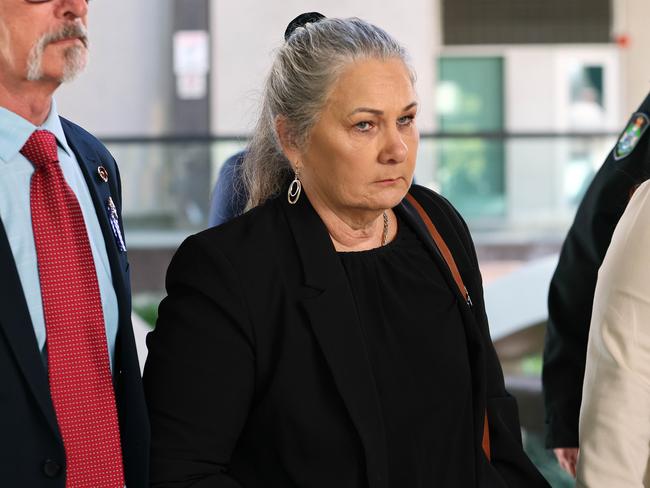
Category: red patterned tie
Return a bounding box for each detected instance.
[23,130,125,488]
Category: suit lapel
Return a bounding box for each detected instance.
[61,121,130,317]
[396,197,488,455]
[0,221,60,437]
[283,194,389,488]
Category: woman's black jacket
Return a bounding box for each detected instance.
[144,185,549,488]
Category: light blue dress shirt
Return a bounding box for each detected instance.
[0,100,119,371]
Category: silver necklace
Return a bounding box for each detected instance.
[381,211,389,246]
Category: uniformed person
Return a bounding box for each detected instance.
[543,91,650,477]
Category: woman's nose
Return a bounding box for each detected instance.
[379,127,408,164]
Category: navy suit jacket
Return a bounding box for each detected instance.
[0,117,149,487]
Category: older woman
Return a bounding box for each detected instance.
[144,14,548,488]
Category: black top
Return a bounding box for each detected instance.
[338,216,475,487]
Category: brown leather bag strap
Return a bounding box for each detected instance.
[406,193,472,307]
[483,414,491,461]
[404,194,472,307]
[404,192,491,461]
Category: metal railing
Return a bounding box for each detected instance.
[101,131,618,248]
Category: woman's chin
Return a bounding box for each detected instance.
[380,185,411,209]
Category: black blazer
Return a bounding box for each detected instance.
[0,118,149,487]
[144,185,548,488]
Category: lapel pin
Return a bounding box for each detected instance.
[107,196,127,252]
[97,166,109,183]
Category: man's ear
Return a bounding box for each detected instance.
[275,115,300,168]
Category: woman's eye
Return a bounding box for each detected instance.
[397,115,414,126]
[355,121,373,132]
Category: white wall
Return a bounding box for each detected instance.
[212,1,439,135]
[614,0,650,113]
[441,44,621,132]
[439,44,620,226]
[55,0,174,136]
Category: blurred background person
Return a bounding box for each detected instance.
[576,179,650,487]
[144,14,548,487]
[543,91,650,477]
[208,150,247,226]
[568,86,606,130]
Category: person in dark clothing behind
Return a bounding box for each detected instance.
[543,90,650,477]
[208,150,247,227]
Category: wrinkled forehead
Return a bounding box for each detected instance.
[327,58,417,111]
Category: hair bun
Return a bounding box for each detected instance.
[284,12,326,41]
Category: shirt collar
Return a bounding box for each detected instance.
[0,98,72,164]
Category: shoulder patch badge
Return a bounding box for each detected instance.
[614,112,649,160]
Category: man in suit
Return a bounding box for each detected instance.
[543,91,650,477]
[0,0,148,486]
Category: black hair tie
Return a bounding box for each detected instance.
[284,12,326,41]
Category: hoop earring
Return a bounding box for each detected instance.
[287,166,302,204]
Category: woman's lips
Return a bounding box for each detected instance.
[375,178,400,185]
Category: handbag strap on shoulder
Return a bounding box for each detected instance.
[404,191,491,461]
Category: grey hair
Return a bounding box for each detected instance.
[241,17,415,210]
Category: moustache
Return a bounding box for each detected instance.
[42,23,89,49]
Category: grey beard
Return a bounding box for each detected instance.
[26,24,89,82]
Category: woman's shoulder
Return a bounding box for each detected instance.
[403,184,479,269]
[408,184,463,220]
[172,195,288,274]
[407,184,471,238]
[199,196,283,246]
